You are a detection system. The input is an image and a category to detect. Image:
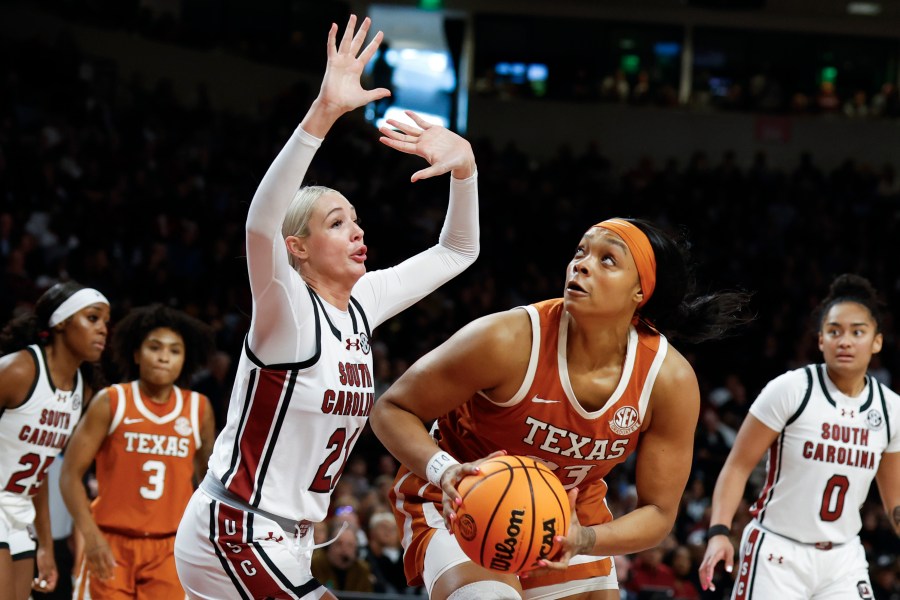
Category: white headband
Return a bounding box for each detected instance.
[48,288,109,327]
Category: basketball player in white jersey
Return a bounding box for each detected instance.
[174,15,480,600]
[699,274,900,599]
[0,281,110,600]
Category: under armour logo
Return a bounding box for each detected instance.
[767,554,784,564]
[264,531,283,543]
[841,409,856,418]
[346,338,361,351]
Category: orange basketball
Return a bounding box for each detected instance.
[452,455,570,574]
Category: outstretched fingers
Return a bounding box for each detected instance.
[337,14,358,54]
[405,110,433,130]
[358,30,383,64]
[349,17,372,56]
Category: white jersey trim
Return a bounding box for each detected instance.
[561,318,638,420]
[132,380,184,424]
[480,306,541,407]
[190,392,202,448]
[108,384,127,434]
[637,335,668,420]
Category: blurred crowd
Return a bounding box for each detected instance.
[2,29,900,599]
[475,63,900,121]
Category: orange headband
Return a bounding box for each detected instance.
[593,218,657,308]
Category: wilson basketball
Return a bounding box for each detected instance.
[452,455,570,574]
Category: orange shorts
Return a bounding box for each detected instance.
[73,530,182,599]
[389,466,614,592]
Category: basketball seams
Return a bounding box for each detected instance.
[532,464,570,561]
[455,456,570,574]
[474,463,514,568]
[509,455,538,573]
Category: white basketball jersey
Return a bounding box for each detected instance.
[749,364,900,544]
[207,290,374,523]
[0,345,83,528]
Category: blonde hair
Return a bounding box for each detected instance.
[281,185,340,269]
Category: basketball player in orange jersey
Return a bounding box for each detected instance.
[371,218,751,600]
[59,304,216,599]
[699,274,900,599]
[0,282,110,600]
[173,15,479,600]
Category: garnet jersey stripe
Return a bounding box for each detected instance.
[207,292,375,524]
[224,370,293,503]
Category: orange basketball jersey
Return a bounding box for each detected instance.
[92,381,206,536]
[438,298,667,495]
[391,299,668,587]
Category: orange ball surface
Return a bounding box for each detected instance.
[452,455,570,574]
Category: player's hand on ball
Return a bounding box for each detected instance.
[523,488,591,576]
[440,450,507,530]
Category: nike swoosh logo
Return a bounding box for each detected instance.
[531,396,560,404]
[123,418,144,424]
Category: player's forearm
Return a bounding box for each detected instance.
[32,485,54,548]
[370,400,442,479]
[59,469,102,539]
[585,504,674,556]
[709,461,753,529]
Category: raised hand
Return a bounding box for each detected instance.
[303,15,390,136]
[379,111,477,181]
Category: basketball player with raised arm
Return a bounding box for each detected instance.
[371,218,751,600]
[699,274,900,600]
[0,282,110,600]
[174,15,480,600]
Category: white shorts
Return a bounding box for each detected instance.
[423,527,618,600]
[174,490,328,600]
[732,520,873,600]
[0,510,35,560]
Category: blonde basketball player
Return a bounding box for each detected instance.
[61,303,216,599]
[0,282,110,600]
[173,15,480,600]
[371,218,751,600]
[699,274,900,600]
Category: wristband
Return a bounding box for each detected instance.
[425,450,460,487]
[707,524,731,539]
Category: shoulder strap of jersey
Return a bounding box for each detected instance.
[189,390,203,448]
[876,381,892,446]
[18,345,42,408]
[108,384,128,434]
[786,366,815,426]
[637,334,668,420]
[348,296,371,337]
[309,287,341,341]
[481,305,541,407]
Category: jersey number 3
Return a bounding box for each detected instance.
[309,427,361,493]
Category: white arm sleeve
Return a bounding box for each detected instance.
[245,126,323,364]
[353,172,479,328]
[749,368,811,432]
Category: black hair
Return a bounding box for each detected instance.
[0,281,87,354]
[627,218,753,344]
[111,304,216,386]
[812,274,886,333]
